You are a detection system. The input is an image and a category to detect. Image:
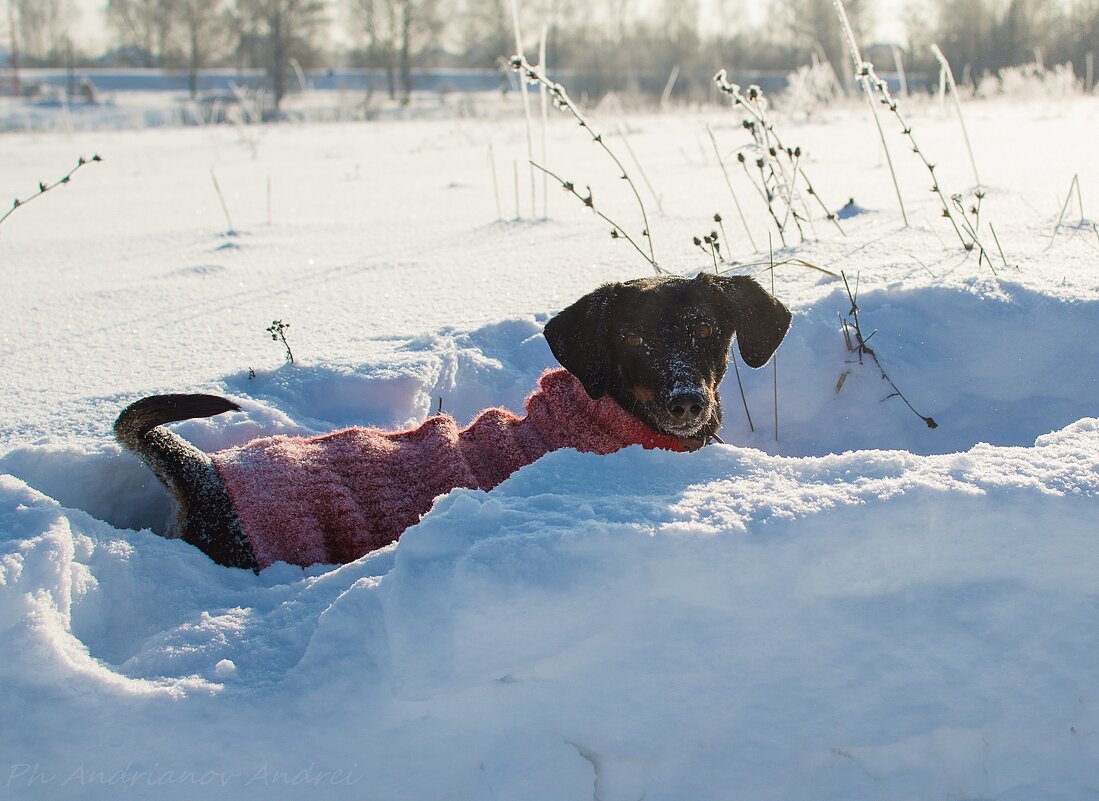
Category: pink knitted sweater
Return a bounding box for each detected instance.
[211,369,688,569]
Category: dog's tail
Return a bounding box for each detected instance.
[114,393,259,566]
[116,394,230,509]
[114,394,240,449]
[114,394,257,570]
[114,394,240,494]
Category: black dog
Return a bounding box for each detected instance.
[115,273,790,570]
[544,273,789,443]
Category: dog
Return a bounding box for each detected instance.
[115,273,790,570]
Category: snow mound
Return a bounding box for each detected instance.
[4,98,1099,800]
[2,417,1098,799]
[2,278,1099,799]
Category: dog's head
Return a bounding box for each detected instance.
[544,273,791,441]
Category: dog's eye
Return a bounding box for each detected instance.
[694,323,714,339]
[626,334,644,347]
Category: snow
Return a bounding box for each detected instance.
[2,88,1099,800]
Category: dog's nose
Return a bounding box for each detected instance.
[667,392,706,422]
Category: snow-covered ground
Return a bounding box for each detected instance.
[2,87,1098,800]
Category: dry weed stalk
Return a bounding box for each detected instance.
[729,347,755,434]
[531,161,662,272]
[951,193,1001,273]
[1048,173,1090,250]
[488,144,503,221]
[832,0,909,225]
[722,236,784,439]
[834,0,1001,274]
[718,255,839,279]
[692,225,724,272]
[858,63,970,247]
[266,319,294,364]
[0,155,103,230]
[512,55,658,272]
[712,71,844,239]
[861,62,1000,275]
[508,0,537,217]
[209,168,236,234]
[840,271,938,429]
[617,121,665,215]
[737,151,790,246]
[930,43,981,187]
[769,237,780,441]
[705,125,758,251]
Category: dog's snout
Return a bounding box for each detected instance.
[667,391,706,422]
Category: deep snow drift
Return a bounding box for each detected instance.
[2,90,1098,800]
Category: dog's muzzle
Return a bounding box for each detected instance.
[662,389,711,436]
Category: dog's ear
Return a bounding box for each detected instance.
[544,283,620,399]
[703,274,792,368]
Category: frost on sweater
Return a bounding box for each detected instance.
[211,369,688,568]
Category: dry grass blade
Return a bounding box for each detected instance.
[719,256,840,279]
[0,155,103,231]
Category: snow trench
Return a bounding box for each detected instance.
[2,281,1099,801]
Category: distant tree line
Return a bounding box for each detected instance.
[5,0,1097,108]
[904,0,1098,83]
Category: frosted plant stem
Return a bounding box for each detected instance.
[514,56,658,271]
[712,71,844,236]
[1047,174,1081,250]
[841,271,938,429]
[0,154,102,230]
[891,44,908,96]
[538,25,549,219]
[209,168,235,234]
[730,348,755,433]
[489,144,503,221]
[717,256,839,279]
[833,0,909,226]
[531,160,661,272]
[617,121,665,214]
[781,152,802,231]
[770,235,779,442]
[862,62,968,246]
[509,0,536,218]
[659,64,680,108]
[989,223,1009,269]
[951,195,997,275]
[741,156,787,246]
[706,125,758,251]
[931,43,981,188]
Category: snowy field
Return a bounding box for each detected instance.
[2,86,1098,800]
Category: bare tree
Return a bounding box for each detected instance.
[348,0,439,104]
[908,0,1061,78]
[396,0,441,105]
[992,0,1054,66]
[348,0,400,97]
[237,0,328,111]
[174,0,229,97]
[106,0,174,66]
[772,0,869,83]
[13,0,73,63]
[1059,0,1099,84]
[456,0,510,69]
